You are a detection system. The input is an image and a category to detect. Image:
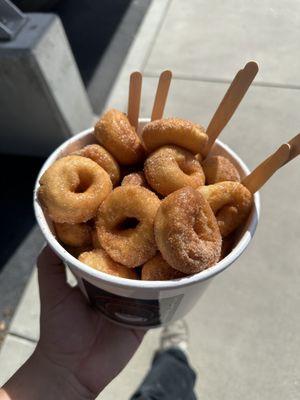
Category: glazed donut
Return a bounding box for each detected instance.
[96,185,160,268]
[121,171,148,187]
[79,249,137,280]
[142,118,208,155]
[142,254,186,281]
[144,145,205,196]
[94,109,144,165]
[154,187,222,274]
[54,222,92,247]
[38,155,112,223]
[198,181,253,237]
[202,155,240,184]
[74,144,120,186]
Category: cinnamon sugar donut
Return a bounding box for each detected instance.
[121,171,148,187]
[94,109,144,165]
[79,249,137,279]
[75,144,120,186]
[155,187,222,273]
[142,254,186,281]
[96,186,160,268]
[142,118,208,155]
[39,155,112,223]
[198,181,253,237]
[54,222,92,247]
[202,155,240,184]
[144,145,205,196]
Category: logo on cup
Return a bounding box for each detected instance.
[83,280,183,327]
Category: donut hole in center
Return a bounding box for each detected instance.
[73,171,93,193]
[115,217,140,231]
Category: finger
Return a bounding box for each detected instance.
[37,245,71,308]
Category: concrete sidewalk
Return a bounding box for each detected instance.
[1,1,300,398]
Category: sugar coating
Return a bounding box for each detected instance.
[121,171,148,187]
[75,144,120,186]
[96,185,160,268]
[142,253,186,281]
[79,248,137,280]
[198,181,253,237]
[142,117,208,155]
[38,155,112,223]
[202,155,240,184]
[54,222,92,247]
[155,187,222,274]
[144,145,205,196]
[94,109,144,165]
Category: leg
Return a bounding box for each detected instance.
[130,320,197,400]
[130,348,197,400]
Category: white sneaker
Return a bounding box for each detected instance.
[160,319,189,355]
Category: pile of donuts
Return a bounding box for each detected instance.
[38,109,253,281]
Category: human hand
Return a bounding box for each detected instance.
[1,246,145,400]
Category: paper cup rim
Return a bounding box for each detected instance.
[34,123,260,291]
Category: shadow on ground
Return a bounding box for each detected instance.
[0,155,44,271]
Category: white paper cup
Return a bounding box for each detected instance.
[34,119,260,329]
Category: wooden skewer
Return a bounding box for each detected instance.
[203,61,259,157]
[127,71,142,130]
[151,70,172,121]
[287,132,300,163]
[242,133,300,194]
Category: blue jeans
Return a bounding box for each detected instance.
[130,348,197,400]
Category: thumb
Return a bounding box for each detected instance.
[37,245,71,309]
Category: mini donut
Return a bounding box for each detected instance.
[155,187,222,274]
[38,155,112,223]
[54,222,92,247]
[144,145,205,196]
[198,181,253,237]
[94,109,144,165]
[142,254,186,281]
[96,185,160,268]
[202,155,240,184]
[74,144,120,186]
[79,249,137,280]
[142,118,208,155]
[121,171,147,187]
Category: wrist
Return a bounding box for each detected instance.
[2,349,95,400]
